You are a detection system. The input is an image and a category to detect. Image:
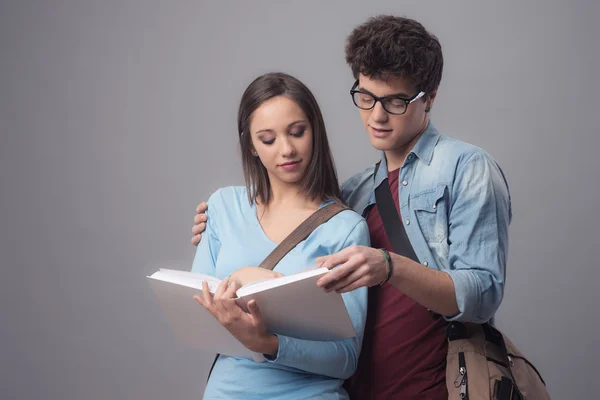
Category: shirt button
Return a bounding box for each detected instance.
[423,261,429,267]
[407,154,413,160]
[432,204,437,209]
[402,180,408,186]
[405,219,410,225]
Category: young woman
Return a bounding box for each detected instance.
[190,72,370,399]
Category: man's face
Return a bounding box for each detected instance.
[356,74,430,153]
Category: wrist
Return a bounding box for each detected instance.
[378,248,393,285]
[251,333,278,356]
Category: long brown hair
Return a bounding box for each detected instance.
[237,72,341,205]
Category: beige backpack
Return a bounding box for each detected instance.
[446,321,550,399]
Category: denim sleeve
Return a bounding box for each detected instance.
[264,220,370,379]
[190,191,222,276]
[445,152,512,323]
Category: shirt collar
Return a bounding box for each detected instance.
[409,121,440,166]
[372,121,441,189]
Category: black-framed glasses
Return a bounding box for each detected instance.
[350,80,425,115]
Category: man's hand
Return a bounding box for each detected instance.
[316,245,388,293]
[191,202,208,246]
[194,279,278,356]
[229,267,284,288]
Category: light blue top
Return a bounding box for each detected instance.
[341,122,512,323]
[191,186,370,400]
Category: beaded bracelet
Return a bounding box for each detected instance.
[378,248,393,286]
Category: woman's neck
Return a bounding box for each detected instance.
[258,180,321,211]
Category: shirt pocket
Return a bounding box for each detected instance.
[410,184,449,244]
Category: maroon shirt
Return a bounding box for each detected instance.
[344,169,448,399]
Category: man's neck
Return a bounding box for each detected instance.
[384,119,429,171]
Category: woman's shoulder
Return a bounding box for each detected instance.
[332,207,366,228]
[206,186,249,213]
[320,204,369,241]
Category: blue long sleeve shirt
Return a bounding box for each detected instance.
[191,186,370,400]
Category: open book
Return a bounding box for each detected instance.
[147,267,356,361]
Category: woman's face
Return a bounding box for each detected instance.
[248,95,313,186]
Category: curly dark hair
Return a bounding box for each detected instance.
[345,15,443,96]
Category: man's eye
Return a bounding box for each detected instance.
[360,96,374,104]
[388,98,406,107]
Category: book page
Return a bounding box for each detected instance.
[148,269,221,293]
[235,267,328,297]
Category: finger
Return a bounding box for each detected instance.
[194,214,207,224]
[200,281,214,310]
[325,266,370,292]
[336,276,372,294]
[191,234,201,246]
[192,222,206,235]
[213,278,229,299]
[220,281,244,314]
[224,281,237,299]
[317,247,354,270]
[193,295,205,306]
[316,258,361,288]
[315,255,328,265]
[196,202,208,214]
[247,300,263,323]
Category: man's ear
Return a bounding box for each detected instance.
[425,89,438,112]
[427,89,438,107]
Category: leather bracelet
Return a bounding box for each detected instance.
[378,248,393,286]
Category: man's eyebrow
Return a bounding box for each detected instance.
[358,87,411,98]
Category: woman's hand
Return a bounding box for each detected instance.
[194,278,278,356]
[229,266,284,287]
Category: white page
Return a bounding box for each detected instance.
[236,268,356,341]
[147,265,356,358]
[236,267,328,297]
[147,276,264,361]
[149,269,221,293]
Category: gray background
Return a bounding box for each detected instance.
[1,0,598,399]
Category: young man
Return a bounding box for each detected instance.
[192,15,511,399]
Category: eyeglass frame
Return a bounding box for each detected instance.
[349,80,426,115]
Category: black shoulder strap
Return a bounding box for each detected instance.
[373,162,440,320]
[373,162,419,263]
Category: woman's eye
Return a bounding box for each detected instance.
[290,127,306,137]
[262,139,275,145]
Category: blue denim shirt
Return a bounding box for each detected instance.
[341,122,512,323]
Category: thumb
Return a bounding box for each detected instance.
[248,300,263,321]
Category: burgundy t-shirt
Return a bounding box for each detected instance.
[344,169,448,399]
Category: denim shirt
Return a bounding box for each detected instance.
[341,122,512,323]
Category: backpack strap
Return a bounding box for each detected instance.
[258,202,349,271]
